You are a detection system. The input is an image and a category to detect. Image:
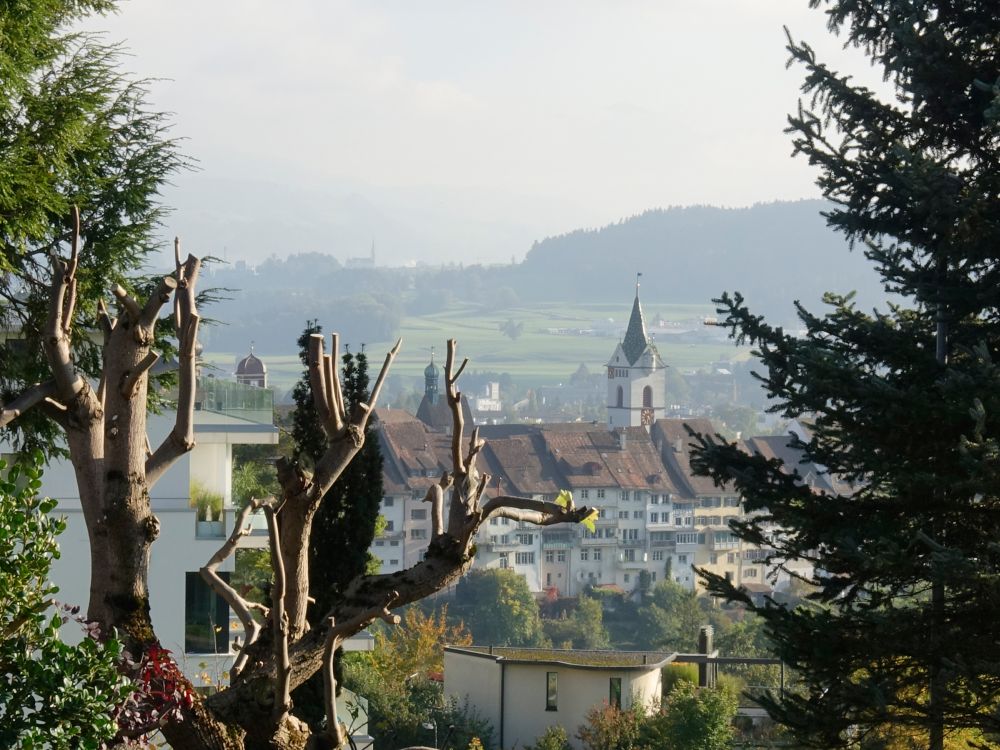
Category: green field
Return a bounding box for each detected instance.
[204,301,749,395]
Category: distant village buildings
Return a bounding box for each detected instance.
[369,285,813,597]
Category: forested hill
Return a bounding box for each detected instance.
[201,199,889,354]
[499,199,887,317]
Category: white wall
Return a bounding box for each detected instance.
[445,650,663,750]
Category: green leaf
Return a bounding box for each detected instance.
[555,489,573,509]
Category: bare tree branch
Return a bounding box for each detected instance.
[364,338,400,414]
[146,253,201,488]
[478,495,594,528]
[0,381,59,428]
[444,340,465,472]
[318,592,399,749]
[138,275,178,330]
[422,473,453,538]
[266,503,292,724]
[200,498,270,680]
[308,333,340,436]
[119,351,160,400]
[112,284,142,324]
[328,333,345,424]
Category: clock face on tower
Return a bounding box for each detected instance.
[641,408,654,426]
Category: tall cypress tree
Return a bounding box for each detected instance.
[290,321,385,727]
[290,321,384,617]
[692,3,1000,749]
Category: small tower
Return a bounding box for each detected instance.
[235,343,267,388]
[606,275,665,429]
[423,349,440,405]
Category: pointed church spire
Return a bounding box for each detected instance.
[622,274,648,365]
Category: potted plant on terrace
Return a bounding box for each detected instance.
[191,480,225,538]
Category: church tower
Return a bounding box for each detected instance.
[606,277,665,429]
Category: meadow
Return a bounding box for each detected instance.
[203,300,750,397]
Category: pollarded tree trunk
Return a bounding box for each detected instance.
[6,219,596,749]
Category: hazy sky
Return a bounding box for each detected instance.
[82,1,881,264]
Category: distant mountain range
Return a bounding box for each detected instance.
[198,199,890,354]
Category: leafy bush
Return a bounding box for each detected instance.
[577,702,645,750]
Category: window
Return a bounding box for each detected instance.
[385,520,394,532]
[185,571,230,654]
[516,552,535,565]
[593,549,602,561]
[642,385,653,408]
[499,552,509,569]
[580,549,589,561]
[597,489,606,499]
[678,554,688,564]
[490,517,498,526]
[501,517,511,526]
[625,529,639,541]
[580,489,589,499]
[390,540,399,547]
[557,550,566,563]
[652,550,664,561]
[546,672,558,711]
[616,386,624,408]
[633,511,643,520]
[383,497,394,507]
[650,512,659,523]
[624,573,630,583]
[621,490,630,501]
[544,550,554,563]
[375,540,384,547]
[619,510,628,519]
[744,567,758,578]
[677,532,698,545]
[599,508,608,519]
[623,549,636,562]
[651,494,660,504]
[411,508,427,520]
[410,528,427,540]
[390,559,399,566]
[517,533,534,545]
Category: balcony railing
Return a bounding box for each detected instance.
[196,376,273,424]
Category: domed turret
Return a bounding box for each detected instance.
[236,344,267,388]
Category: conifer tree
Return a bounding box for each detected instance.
[692,3,1000,749]
[290,321,384,617]
[0,1,185,457]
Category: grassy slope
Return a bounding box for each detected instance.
[205,301,749,394]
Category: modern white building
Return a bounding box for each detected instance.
[444,646,671,750]
[37,376,278,680]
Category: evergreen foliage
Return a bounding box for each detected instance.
[290,321,385,725]
[290,321,384,615]
[0,452,131,747]
[692,2,1000,747]
[0,0,185,455]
